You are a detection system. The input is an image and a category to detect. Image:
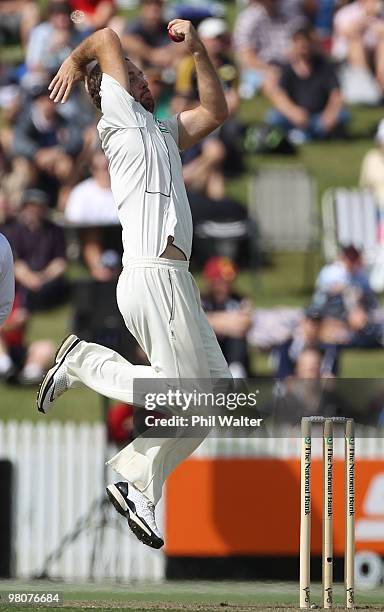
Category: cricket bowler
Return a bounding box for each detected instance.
[37,22,232,549]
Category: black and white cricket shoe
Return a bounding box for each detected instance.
[36,334,81,414]
[106,481,164,549]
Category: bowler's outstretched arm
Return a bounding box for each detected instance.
[48,27,128,104]
[167,19,229,149]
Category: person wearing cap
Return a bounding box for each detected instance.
[2,189,68,311]
[360,118,384,207]
[265,25,348,143]
[37,23,231,549]
[201,256,252,378]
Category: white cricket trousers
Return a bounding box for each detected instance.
[65,257,231,504]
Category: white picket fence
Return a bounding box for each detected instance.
[1,420,384,581]
[0,421,164,582]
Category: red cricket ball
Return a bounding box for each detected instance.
[168,27,184,43]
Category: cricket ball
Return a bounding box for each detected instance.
[168,27,184,43]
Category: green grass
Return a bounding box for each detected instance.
[1,580,384,610]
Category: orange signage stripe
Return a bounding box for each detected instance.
[165,458,384,557]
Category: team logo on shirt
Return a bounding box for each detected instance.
[156,120,170,134]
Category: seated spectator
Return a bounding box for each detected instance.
[65,150,121,281]
[122,0,175,69]
[233,0,307,98]
[0,232,14,328]
[312,245,383,348]
[274,305,339,379]
[12,79,83,201]
[0,291,55,384]
[174,91,243,199]
[269,348,348,424]
[68,0,117,35]
[313,245,376,311]
[332,0,384,104]
[265,25,348,143]
[201,257,252,378]
[188,190,252,268]
[107,402,135,445]
[0,0,39,48]
[176,18,240,115]
[2,189,68,312]
[360,118,384,207]
[26,1,83,75]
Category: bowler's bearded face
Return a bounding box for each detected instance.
[126,60,155,113]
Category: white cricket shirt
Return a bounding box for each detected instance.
[0,233,14,326]
[97,73,193,264]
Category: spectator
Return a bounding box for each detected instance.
[274,305,339,379]
[360,118,384,207]
[270,347,346,424]
[26,1,83,75]
[0,291,55,384]
[313,245,376,312]
[233,0,306,98]
[12,79,83,201]
[0,0,39,48]
[65,149,121,281]
[122,0,175,69]
[265,25,348,143]
[0,233,14,328]
[107,402,135,445]
[68,0,116,35]
[174,89,243,200]
[2,189,68,312]
[312,245,383,348]
[201,257,252,378]
[333,0,384,104]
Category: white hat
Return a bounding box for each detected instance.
[376,119,384,144]
[197,18,228,39]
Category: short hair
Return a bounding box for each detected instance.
[342,245,361,263]
[86,62,102,110]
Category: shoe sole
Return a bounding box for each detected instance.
[106,484,164,550]
[36,334,80,414]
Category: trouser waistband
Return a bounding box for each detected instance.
[123,257,189,270]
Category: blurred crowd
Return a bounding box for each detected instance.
[1,0,384,389]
